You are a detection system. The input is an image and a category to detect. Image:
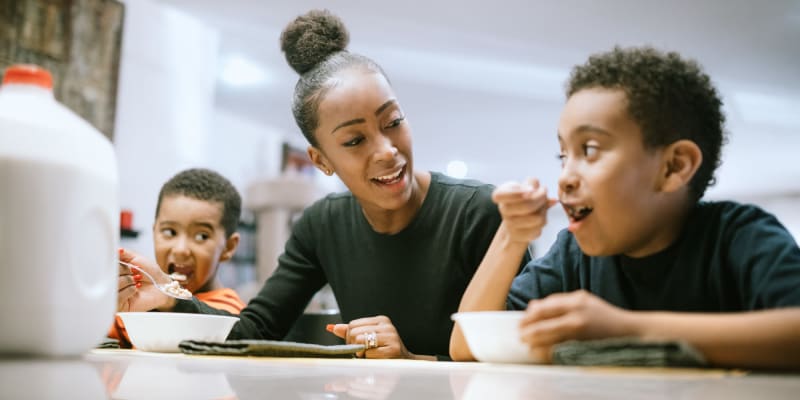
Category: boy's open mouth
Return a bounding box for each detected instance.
[565,204,593,222]
[167,262,192,279]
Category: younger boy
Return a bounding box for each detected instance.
[111,168,245,347]
[450,47,800,369]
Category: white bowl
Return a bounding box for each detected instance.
[118,312,239,352]
[452,311,543,363]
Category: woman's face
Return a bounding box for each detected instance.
[309,68,415,213]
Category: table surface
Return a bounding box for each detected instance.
[1,349,798,399]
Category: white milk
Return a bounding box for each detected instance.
[0,65,119,357]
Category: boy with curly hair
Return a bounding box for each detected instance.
[112,168,245,347]
[451,46,800,369]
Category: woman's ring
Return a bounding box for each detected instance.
[365,331,378,350]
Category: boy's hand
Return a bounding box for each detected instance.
[519,290,636,362]
[492,178,557,245]
[117,248,177,312]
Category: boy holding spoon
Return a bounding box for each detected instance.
[112,168,245,348]
[451,46,800,369]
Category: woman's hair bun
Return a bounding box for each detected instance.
[280,9,350,75]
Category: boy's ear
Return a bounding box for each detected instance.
[660,139,702,193]
[308,146,333,176]
[219,232,240,262]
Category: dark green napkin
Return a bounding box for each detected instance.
[551,337,707,367]
[96,337,120,349]
[178,339,365,358]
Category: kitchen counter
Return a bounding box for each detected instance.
[1,349,798,399]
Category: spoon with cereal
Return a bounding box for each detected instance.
[119,260,192,300]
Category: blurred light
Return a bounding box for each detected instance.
[220,55,267,87]
[446,160,469,178]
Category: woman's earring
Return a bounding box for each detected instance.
[324,169,332,176]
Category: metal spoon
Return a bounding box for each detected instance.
[119,260,193,300]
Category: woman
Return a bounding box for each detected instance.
[118,9,542,360]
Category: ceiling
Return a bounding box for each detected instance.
[156,0,800,198]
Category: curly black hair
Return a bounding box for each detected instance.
[156,168,242,237]
[280,9,388,146]
[566,46,727,202]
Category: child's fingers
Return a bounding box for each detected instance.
[497,195,552,217]
[503,214,549,231]
[525,177,541,190]
[520,315,574,348]
[522,296,575,325]
[495,180,551,205]
[492,181,535,202]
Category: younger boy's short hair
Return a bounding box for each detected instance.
[156,168,242,237]
[566,46,727,202]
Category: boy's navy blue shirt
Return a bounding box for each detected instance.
[509,201,800,311]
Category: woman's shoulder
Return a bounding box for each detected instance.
[429,171,495,203]
[288,190,357,232]
[418,172,499,228]
[303,190,358,215]
[430,171,495,191]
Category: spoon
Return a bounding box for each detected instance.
[119,260,193,299]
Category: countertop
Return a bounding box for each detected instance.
[1,349,798,399]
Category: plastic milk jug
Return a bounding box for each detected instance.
[0,64,119,356]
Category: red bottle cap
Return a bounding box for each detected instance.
[2,64,53,89]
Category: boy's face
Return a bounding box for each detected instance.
[153,195,234,293]
[557,88,673,258]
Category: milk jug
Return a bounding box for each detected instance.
[0,64,118,356]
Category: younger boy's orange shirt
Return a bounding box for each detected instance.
[108,288,245,348]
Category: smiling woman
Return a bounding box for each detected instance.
[116,8,536,361]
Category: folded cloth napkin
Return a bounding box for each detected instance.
[178,339,365,358]
[551,337,707,367]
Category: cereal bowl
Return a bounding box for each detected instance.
[118,312,239,352]
[452,311,543,363]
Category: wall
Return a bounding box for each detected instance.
[114,0,218,254]
[114,0,289,295]
[208,109,284,192]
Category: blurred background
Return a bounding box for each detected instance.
[3,0,799,299]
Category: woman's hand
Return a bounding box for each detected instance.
[117,255,139,312]
[117,248,177,312]
[492,178,556,245]
[519,290,636,362]
[329,315,430,360]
